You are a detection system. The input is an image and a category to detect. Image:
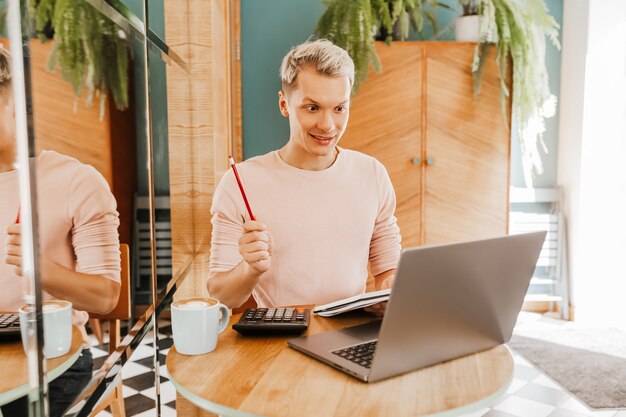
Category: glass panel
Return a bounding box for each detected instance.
[146,23,192,415]
[1,0,157,415]
[1,1,47,416]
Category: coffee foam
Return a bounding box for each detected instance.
[174,298,217,310]
[21,300,70,313]
[43,300,70,311]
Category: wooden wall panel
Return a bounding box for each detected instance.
[31,40,113,184]
[165,0,231,299]
[164,0,194,291]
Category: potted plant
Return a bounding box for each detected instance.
[455,0,480,41]
[315,0,448,91]
[317,0,559,183]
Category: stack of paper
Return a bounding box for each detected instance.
[313,289,391,317]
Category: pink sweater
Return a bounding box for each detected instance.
[0,151,121,343]
[209,148,401,308]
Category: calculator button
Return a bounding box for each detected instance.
[264,309,275,321]
[273,308,285,321]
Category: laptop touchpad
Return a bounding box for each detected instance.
[338,320,382,341]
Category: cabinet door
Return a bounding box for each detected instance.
[424,43,510,244]
[341,42,424,248]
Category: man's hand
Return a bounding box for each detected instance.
[378,275,394,291]
[239,220,273,275]
[364,274,395,317]
[4,223,22,276]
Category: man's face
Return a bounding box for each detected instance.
[279,66,351,158]
[0,90,16,154]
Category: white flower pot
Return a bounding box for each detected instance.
[455,15,480,42]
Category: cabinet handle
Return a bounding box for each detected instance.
[411,157,421,165]
[427,157,435,166]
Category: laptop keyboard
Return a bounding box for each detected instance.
[0,313,20,332]
[332,340,377,369]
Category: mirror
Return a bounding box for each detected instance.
[0,0,193,415]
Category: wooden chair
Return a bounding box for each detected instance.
[89,243,131,417]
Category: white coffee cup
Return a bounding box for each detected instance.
[171,297,230,355]
[19,300,73,358]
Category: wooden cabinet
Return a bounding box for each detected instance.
[341,42,510,247]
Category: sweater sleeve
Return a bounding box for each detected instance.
[209,171,245,279]
[68,165,121,282]
[369,161,402,276]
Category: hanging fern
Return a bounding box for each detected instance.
[29,0,130,115]
[316,0,449,92]
[472,0,560,184]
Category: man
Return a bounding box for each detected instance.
[1,46,121,417]
[208,39,401,312]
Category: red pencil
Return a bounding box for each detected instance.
[15,207,19,224]
[229,156,256,221]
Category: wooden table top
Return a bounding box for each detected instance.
[167,311,514,417]
[0,325,83,406]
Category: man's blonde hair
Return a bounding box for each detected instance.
[0,46,11,96]
[280,39,354,92]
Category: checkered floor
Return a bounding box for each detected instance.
[462,312,626,417]
[84,314,625,417]
[81,320,177,417]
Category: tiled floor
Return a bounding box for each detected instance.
[70,320,177,417]
[85,314,626,417]
[460,312,626,417]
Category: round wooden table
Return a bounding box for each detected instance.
[167,311,514,417]
[0,326,83,406]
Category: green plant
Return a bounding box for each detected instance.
[459,0,479,15]
[1,0,130,115]
[316,0,448,91]
[33,0,131,115]
[471,0,560,183]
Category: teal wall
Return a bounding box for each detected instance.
[241,0,325,159]
[123,0,170,196]
[241,0,563,188]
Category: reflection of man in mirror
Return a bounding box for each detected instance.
[0,46,121,417]
[208,40,401,315]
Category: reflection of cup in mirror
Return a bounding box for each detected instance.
[18,300,72,358]
[171,297,230,355]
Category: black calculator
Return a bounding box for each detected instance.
[232,307,310,335]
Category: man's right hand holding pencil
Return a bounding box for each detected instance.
[239,221,273,275]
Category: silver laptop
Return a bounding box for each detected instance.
[288,231,546,383]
